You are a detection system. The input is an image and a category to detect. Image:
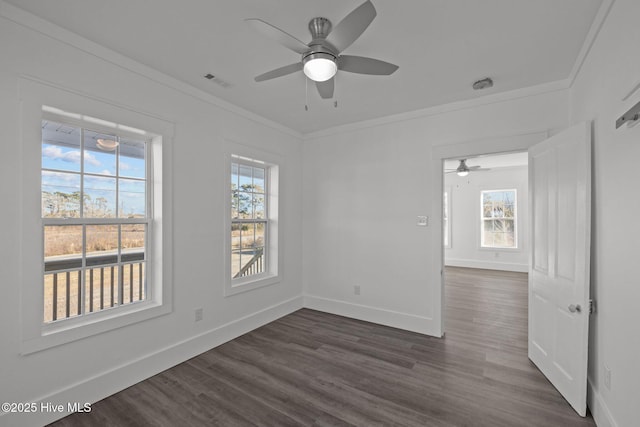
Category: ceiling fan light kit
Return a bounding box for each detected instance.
[246,0,398,99]
[303,53,337,82]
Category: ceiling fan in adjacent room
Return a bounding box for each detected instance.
[445,159,492,177]
[245,0,399,99]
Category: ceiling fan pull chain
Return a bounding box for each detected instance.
[334,74,338,108]
[305,76,309,111]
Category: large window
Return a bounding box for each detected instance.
[481,189,517,248]
[41,119,149,323]
[226,153,279,295]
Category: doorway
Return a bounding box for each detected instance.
[432,123,593,416]
[430,131,548,336]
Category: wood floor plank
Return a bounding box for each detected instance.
[49,266,595,426]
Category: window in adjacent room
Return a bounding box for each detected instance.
[480,189,517,248]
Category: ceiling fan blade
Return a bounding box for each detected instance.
[325,0,376,53]
[245,19,308,54]
[338,55,398,75]
[254,63,303,82]
[316,78,334,99]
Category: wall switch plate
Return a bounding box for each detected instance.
[417,216,428,226]
[195,308,203,322]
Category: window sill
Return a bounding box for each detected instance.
[21,300,171,355]
[478,246,521,252]
[225,273,280,297]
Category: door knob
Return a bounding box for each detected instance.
[568,304,582,313]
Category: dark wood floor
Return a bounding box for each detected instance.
[50,267,595,426]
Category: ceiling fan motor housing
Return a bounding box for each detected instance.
[309,17,332,40]
[304,17,338,62]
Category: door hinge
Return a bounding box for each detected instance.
[588,299,595,314]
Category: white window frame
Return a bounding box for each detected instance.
[19,79,173,354]
[41,115,152,323]
[480,188,518,250]
[224,149,281,296]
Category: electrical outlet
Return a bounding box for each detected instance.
[417,216,428,226]
[354,285,361,295]
[194,308,203,322]
[604,365,611,390]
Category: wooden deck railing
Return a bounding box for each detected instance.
[233,248,264,278]
[44,251,145,323]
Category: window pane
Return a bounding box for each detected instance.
[231,163,239,218]
[253,194,265,219]
[86,225,118,266]
[255,222,265,249]
[119,138,146,179]
[42,120,81,172]
[238,193,251,219]
[42,171,81,218]
[84,176,116,217]
[44,270,82,323]
[231,193,239,219]
[42,121,81,173]
[119,179,146,217]
[241,223,255,250]
[253,167,265,193]
[231,163,239,188]
[122,224,146,261]
[503,203,515,218]
[239,164,252,190]
[44,225,83,263]
[84,130,117,176]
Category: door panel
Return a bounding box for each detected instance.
[528,122,591,416]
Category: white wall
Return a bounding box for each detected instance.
[568,0,640,425]
[0,7,303,426]
[303,90,567,336]
[444,166,529,272]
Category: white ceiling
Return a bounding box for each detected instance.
[7,0,603,134]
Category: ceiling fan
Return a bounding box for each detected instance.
[446,159,492,176]
[245,0,399,99]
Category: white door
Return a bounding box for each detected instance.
[528,122,591,416]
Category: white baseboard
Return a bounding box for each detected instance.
[588,378,618,427]
[304,295,438,336]
[2,295,304,427]
[445,258,528,272]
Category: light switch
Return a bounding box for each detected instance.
[417,216,428,226]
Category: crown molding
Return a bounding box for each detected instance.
[0,0,302,140]
[567,0,616,87]
[303,79,570,140]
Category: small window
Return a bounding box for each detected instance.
[226,154,279,295]
[42,119,149,323]
[481,189,517,248]
[231,160,267,279]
